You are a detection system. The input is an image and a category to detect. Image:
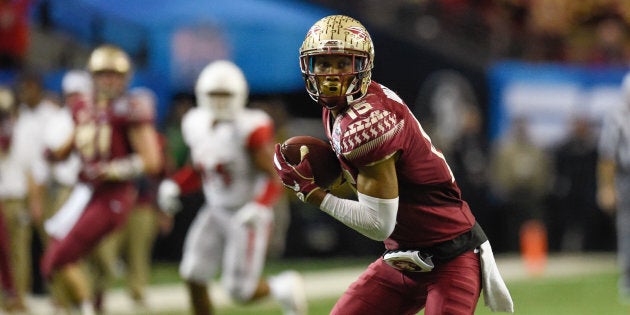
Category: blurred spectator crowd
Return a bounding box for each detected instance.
[315,0,630,67]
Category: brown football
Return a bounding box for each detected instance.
[280,135,341,188]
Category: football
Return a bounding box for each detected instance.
[280,135,342,188]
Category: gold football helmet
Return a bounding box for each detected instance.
[87,44,132,75]
[299,15,374,110]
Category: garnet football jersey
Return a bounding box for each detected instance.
[72,89,155,174]
[324,81,476,250]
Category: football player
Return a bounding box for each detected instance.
[157,60,307,315]
[4,70,58,312]
[0,86,19,312]
[40,44,163,314]
[35,69,89,314]
[273,15,513,314]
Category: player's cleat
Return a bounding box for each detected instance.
[269,270,308,315]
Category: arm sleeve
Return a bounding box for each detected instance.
[320,192,398,241]
[247,123,282,207]
[254,178,283,207]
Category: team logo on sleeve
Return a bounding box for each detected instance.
[340,109,403,160]
[332,123,342,154]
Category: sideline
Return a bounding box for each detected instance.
[26,252,617,314]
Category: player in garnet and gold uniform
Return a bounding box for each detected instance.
[40,44,163,314]
[273,15,514,314]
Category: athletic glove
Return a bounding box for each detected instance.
[233,202,269,227]
[273,143,320,202]
[157,179,182,215]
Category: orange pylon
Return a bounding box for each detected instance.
[519,219,548,277]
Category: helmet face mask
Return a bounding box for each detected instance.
[299,15,374,111]
[195,60,248,121]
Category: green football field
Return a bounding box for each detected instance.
[149,271,627,315]
[135,254,629,315]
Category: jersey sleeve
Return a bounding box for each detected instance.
[340,107,405,167]
[171,164,202,195]
[238,109,274,150]
[247,124,274,150]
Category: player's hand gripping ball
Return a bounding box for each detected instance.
[280,136,341,188]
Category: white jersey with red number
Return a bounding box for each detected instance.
[182,106,273,210]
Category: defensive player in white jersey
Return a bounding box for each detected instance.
[158,60,307,315]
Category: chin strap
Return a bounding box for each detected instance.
[345,79,358,105]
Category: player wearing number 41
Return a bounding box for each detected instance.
[157,60,307,315]
[273,15,514,314]
[40,44,164,315]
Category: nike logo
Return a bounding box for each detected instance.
[290,181,300,192]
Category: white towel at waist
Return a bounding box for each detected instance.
[44,184,93,240]
[480,240,514,313]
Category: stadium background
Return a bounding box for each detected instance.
[2,0,630,312]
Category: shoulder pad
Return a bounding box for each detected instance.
[339,108,404,162]
[235,108,271,133]
[127,87,156,122]
[182,107,212,147]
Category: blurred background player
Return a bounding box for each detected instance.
[157,60,307,315]
[32,69,87,313]
[96,87,167,310]
[41,44,163,314]
[273,15,512,314]
[0,70,57,312]
[0,86,19,312]
[598,72,630,304]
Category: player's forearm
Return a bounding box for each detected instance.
[129,124,164,176]
[319,192,398,241]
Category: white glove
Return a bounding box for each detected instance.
[157,179,182,215]
[233,202,269,226]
